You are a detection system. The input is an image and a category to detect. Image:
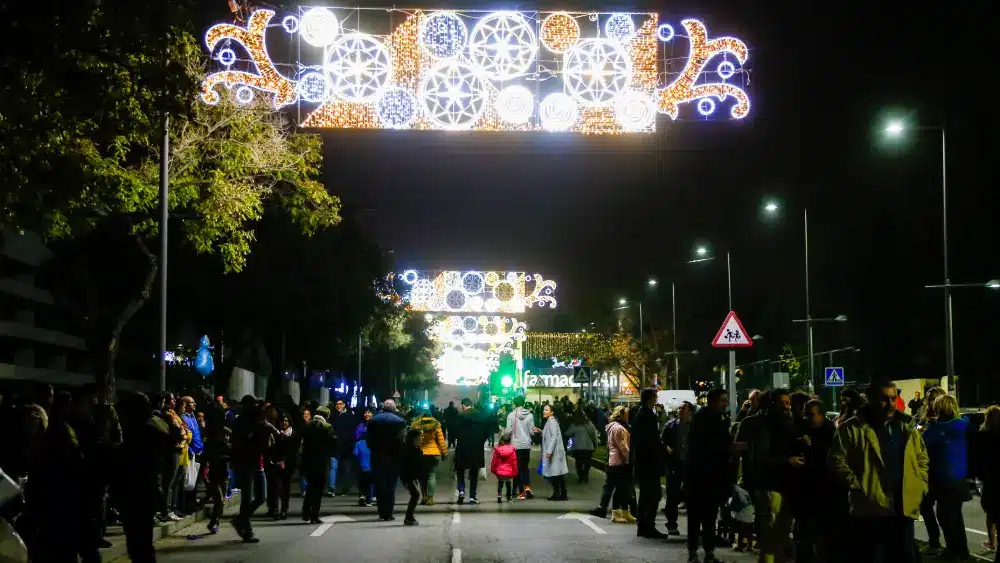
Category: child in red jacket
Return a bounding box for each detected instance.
[490,433,519,503]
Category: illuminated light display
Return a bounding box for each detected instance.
[468,11,537,80]
[605,13,636,43]
[540,12,580,54]
[615,90,657,131]
[201,10,297,109]
[657,19,750,120]
[401,270,557,313]
[375,86,419,128]
[540,93,578,132]
[300,7,340,46]
[202,8,751,131]
[420,60,490,130]
[697,97,716,116]
[563,39,631,107]
[235,86,255,104]
[420,11,467,58]
[495,85,534,124]
[296,71,330,102]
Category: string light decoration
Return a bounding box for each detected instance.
[657,19,750,119]
[399,270,557,313]
[202,9,750,131]
[201,10,296,109]
[540,12,580,54]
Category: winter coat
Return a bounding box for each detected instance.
[566,421,599,452]
[399,441,425,482]
[828,411,929,519]
[353,439,372,473]
[454,409,492,470]
[367,411,406,458]
[632,405,667,479]
[541,416,569,477]
[491,444,518,479]
[606,421,630,467]
[329,410,357,457]
[505,407,535,450]
[181,412,204,457]
[299,417,337,473]
[686,406,735,501]
[355,421,368,441]
[414,416,448,457]
[922,415,970,486]
[751,412,800,492]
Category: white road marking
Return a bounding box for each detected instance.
[966,527,988,536]
[452,548,462,563]
[452,511,461,524]
[557,512,606,535]
[310,514,354,537]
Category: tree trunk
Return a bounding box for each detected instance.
[96,236,159,402]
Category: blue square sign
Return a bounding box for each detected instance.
[824,367,845,387]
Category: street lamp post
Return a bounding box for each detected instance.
[690,247,736,417]
[885,121,952,379]
[793,314,848,391]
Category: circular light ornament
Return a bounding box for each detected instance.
[495,86,534,125]
[462,316,479,331]
[468,11,538,80]
[697,97,717,116]
[445,289,467,310]
[300,7,340,47]
[468,295,484,311]
[235,86,255,104]
[540,12,580,54]
[325,33,392,102]
[296,72,329,103]
[410,279,435,304]
[218,48,236,66]
[540,93,578,131]
[657,23,675,42]
[420,60,489,130]
[401,270,418,284]
[461,271,486,295]
[420,11,467,59]
[282,15,300,34]
[614,91,657,131]
[494,281,516,302]
[376,87,418,129]
[605,13,635,43]
[717,61,736,80]
[563,39,632,106]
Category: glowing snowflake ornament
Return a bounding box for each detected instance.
[296,72,329,103]
[420,11,467,59]
[325,33,392,102]
[235,86,255,104]
[218,48,236,66]
[540,93,578,131]
[420,60,489,130]
[605,14,635,43]
[697,97,717,116]
[376,87,418,129]
[300,7,340,47]
[468,12,538,81]
[495,86,534,124]
[563,39,632,106]
[614,91,657,131]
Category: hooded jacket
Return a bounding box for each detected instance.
[606,421,630,467]
[490,444,518,479]
[505,407,535,449]
[414,416,448,456]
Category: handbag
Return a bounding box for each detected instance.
[184,459,201,492]
[537,457,544,476]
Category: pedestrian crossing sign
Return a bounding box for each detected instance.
[824,367,845,387]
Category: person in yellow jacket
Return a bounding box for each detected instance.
[828,381,929,563]
[413,411,448,505]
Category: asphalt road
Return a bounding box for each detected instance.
[914,495,994,559]
[134,447,758,563]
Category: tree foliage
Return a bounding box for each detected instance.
[779,344,804,386]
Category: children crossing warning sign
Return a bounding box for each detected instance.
[711,311,753,348]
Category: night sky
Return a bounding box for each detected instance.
[314,1,996,399]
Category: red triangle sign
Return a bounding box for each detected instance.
[712,311,753,348]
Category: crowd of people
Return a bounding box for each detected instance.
[2,381,998,563]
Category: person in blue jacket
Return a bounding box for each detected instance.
[921,393,971,560]
[354,432,373,506]
[180,396,204,515]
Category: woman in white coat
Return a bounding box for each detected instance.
[541,404,569,500]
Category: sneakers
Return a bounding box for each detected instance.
[167,512,182,522]
[589,507,607,519]
[358,496,367,507]
[497,495,503,504]
[621,511,637,523]
[207,521,219,534]
[457,491,465,505]
[637,527,667,539]
[241,536,260,544]
[611,509,628,523]
[687,553,701,563]
[517,492,527,500]
[524,488,534,499]
[469,497,479,505]
[404,517,418,526]
[666,525,680,536]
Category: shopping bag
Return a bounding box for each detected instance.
[184,460,201,492]
[537,458,544,476]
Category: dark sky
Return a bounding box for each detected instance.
[317,0,997,399]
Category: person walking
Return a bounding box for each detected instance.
[793,399,837,563]
[354,430,373,506]
[413,409,448,505]
[202,399,231,534]
[686,388,735,563]
[633,388,668,538]
[921,393,972,560]
[541,404,569,500]
[753,388,799,563]
[328,398,357,496]
[565,410,599,484]
[829,381,929,563]
[454,398,491,504]
[400,429,425,525]
[300,406,336,524]
[491,433,519,502]
[662,401,694,535]
[368,400,406,521]
[505,396,541,499]
[590,405,634,523]
[230,396,276,543]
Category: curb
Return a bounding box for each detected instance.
[103,493,241,562]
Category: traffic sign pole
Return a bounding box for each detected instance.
[728,349,736,420]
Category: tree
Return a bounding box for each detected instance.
[1,1,339,399]
[778,344,804,387]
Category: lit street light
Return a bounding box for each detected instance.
[764,201,779,213]
[648,278,658,287]
[618,297,627,306]
[885,121,905,135]
[696,246,708,256]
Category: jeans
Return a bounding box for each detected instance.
[757,490,795,563]
[550,475,567,498]
[599,464,632,511]
[497,479,513,498]
[206,457,228,525]
[358,471,374,502]
[664,464,686,529]
[328,456,339,491]
[687,497,720,554]
[373,457,399,519]
[850,516,916,563]
[637,474,662,531]
[456,468,479,499]
[421,455,441,497]
[236,469,267,534]
[159,450,181,515]
[266,466,291,515]
[515,449,531,493]
[935,482,971,558]
[405,479,421,520]
[302,468,328,521]
[921,491,942,546]
[572,450,593,482]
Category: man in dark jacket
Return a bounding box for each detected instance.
[661,401,694,535]
[367,400,406,520]
[750,389,800,563]
[686,388,735,563]
[794,399,837,563]
[633,388,668,538]
[230,396,276,542]
[453,398,492,504]
[329,398,357,496]
[299,406,337,524]
[443,401,460,447]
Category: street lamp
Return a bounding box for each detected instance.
[793,314,848,391]
[690,245,738,417]
[648,278,658,287]
[882,117,952,379]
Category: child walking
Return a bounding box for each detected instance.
[399,428,424,525]
[490,433,519,503]
[353,432,373,507]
